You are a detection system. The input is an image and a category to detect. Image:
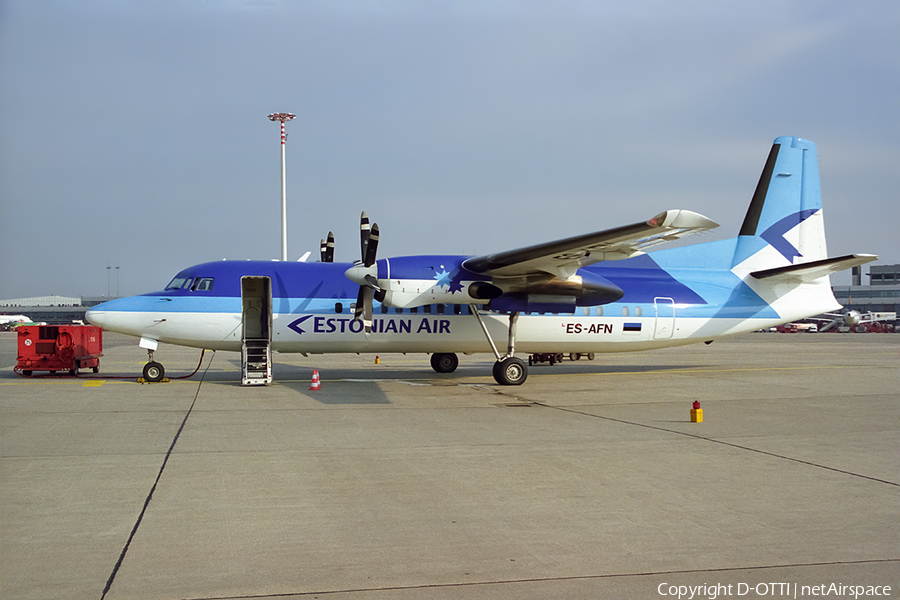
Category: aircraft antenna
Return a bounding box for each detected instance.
[267,112,296,261]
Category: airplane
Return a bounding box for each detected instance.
[0,315,32,325]
[85,136,877,386]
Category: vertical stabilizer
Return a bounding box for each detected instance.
[733,136,827,270]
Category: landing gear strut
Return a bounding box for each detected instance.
[471,307,528,386]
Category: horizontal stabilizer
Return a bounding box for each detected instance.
[750,254,877,283]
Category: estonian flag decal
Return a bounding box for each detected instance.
[623,322,642,332]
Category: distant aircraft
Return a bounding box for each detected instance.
[0,315,31,326]
[86,136,876,385]
[816,310,896,332]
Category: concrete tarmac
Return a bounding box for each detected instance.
[1,331,897,599]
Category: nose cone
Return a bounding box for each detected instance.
[85,297,131,330]
[85,308,105,327]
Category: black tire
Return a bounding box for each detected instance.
[92,366,99,373]
[143,361,165,382]
[493,357,527,386]
[23,370,32,377]
[430,352,459,373]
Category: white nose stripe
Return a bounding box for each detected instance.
[86,310,105,326]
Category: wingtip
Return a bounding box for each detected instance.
[649,210,719,230]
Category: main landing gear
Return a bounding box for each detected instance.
[429,309,528,385]
[471,307,528,386]
[430,352,459,373]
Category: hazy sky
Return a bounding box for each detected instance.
[1,0,897,299]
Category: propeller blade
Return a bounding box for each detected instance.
[363,287,373,333]
[320,239,327,263]
[350,212,380,334]
[354,286,373,334]
[364,223,379,267]
[325,231,334,262]
[354,286,366,321]
[364,274,381,291]
[359,211,370,261]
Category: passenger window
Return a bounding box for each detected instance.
[623,306,630,317]
[395,307,403,314]
[335,302,343,314]
[635,306,642,317]
[583,307,590,316]
[424,305,432,314]
[454,305,461,315]
[410,307,418,314]
[380,304,388,314]
[597,306,603,317]
[437,304,445,314]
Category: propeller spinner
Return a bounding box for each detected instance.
[344,212,385,333]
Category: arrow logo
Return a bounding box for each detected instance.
[288,315,312,335]
[761,209,818,261]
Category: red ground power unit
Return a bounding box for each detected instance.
[16,324,103,376]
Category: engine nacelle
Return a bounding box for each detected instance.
[844,310,862,326]
[371,256,624,312]
[488,270,624,312]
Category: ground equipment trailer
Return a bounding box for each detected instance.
[16,324,102,376]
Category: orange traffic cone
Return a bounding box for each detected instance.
[309,369,321,391]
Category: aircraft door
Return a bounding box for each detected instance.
[242,277,272,341]
[241,276,272,385]
[654,297,675,340]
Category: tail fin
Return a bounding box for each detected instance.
[732,136,827,270]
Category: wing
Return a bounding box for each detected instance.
[462,209,718,279]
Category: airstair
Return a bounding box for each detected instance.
[241,276,272,385]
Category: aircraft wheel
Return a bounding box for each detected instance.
[493,357,527,386]
[430,352,459,373]
[587,353,595,360]
[143,361,165,382]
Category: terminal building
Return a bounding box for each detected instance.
[0,296,106,326]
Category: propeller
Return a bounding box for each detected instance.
[320,231,334,262]
[344,212,384,333]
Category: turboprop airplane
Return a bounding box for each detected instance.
[86,136,876,386]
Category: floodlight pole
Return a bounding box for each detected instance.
[268,112,296,261]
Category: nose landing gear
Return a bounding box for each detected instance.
[139,337,166,382]
[142,349,166,383]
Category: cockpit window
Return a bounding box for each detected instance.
[165,277,192,290]
[192,278,214,291]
